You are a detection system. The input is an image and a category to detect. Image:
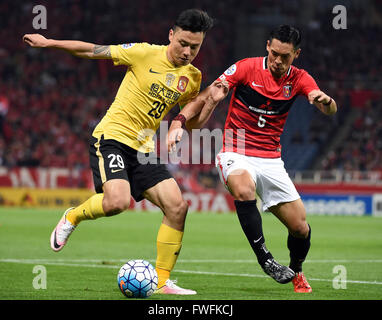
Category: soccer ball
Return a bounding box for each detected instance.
[117,259,158,298]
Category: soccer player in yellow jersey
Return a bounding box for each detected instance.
[23,9,214,295]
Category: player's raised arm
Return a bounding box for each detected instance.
[167,80,229,152]
[308,89,337,115]
[185,80,229,129]
[22,33,112,59]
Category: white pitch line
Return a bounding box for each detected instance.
[0,259,118,269]
[173,269,382,285]
[1,259,382,286]
[1,258,381,263]
[170,259,382,263]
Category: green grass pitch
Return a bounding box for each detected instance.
[0,207,381,300]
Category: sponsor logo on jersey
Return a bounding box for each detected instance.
[177,76,189,92]
[224,64,237,76]
[121,43,136,49]
[251,81,264,88]
[149,68,161,74]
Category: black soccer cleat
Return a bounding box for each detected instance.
[262,258,295,284]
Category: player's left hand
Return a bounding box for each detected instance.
[167,121,184,153]
[308,90,331,105]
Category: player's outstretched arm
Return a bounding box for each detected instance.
[186,80,229,130]
[23,33,112,59]
[167,80,229,152]
[308,89,337,115]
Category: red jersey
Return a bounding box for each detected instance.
[217,57,319,158]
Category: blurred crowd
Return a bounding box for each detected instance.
[0,0,381,190]
[321,97,382,172]
[0,0,235,171]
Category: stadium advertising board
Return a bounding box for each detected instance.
[0,187,236,213]
[300,194,373,216]
[0,187,95,208]
[372,194,382,217]
[0,167,236,212]
[0,167,93,189]
[0,167,381,215]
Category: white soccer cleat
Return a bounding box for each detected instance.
[155,279,197,295]
[50,207,76,252]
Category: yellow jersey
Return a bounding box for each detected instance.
[92,42,202,153]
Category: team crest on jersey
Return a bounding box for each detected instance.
[283,84,293,98]
[224,64,237,76]
[165,73,176,87]
[177,76,189,92]
[121,43,136,49]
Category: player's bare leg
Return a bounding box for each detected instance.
[143,178,196,295]
[269,199,312,292]
[228,170,295,284]
[50,179,131,252]
[102,179,131,216]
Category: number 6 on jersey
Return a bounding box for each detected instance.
[258,115,266,128]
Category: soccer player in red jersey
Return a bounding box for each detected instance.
[168,25,337,292]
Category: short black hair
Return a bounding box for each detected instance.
[269,25,302,50]
[174,9,214,33]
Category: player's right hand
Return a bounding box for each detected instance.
[307,89,330,105]
[167,121,184,153]
[23,34,50,47]
[209,79,229,103]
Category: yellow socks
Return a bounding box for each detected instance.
[66,193,106,226]
[156,223,183,288]
[67,199,183,289]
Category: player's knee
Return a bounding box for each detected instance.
[289,220,309,238]
[175,199,188,218]
[167,199,188,225]
[231,185,256,201]
[103,195,130,216]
